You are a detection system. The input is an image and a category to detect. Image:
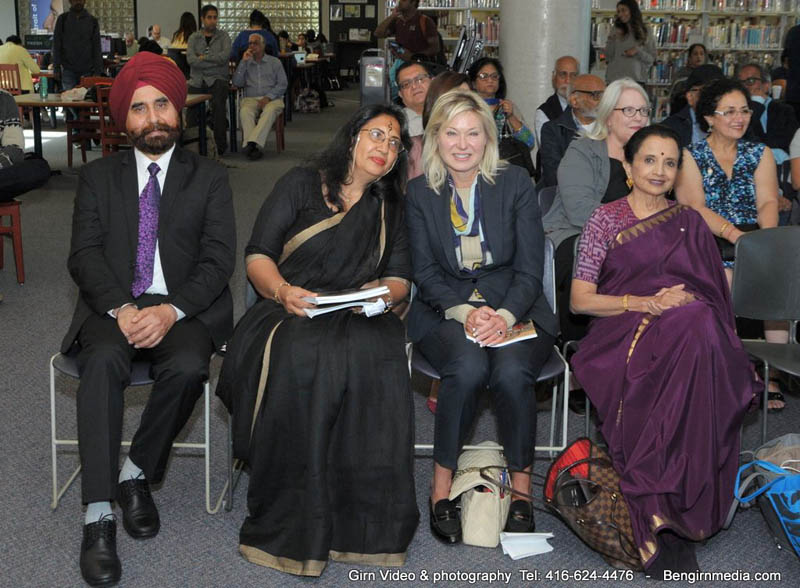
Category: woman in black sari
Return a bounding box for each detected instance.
[217,104,419,576]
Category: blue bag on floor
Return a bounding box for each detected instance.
[734,457,800,560]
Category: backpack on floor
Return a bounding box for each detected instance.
[728,434,800,560]
[295,88,321,113]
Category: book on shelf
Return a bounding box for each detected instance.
[465,320,538,348]
[301,285,390,318]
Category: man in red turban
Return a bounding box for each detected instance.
[64,43,235,588]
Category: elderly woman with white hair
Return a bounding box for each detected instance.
[405,89,558,544]
[543,77,651,343]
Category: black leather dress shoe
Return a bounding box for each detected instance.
[504,499,535,532]
[80,516,121,587]
[429,498,461,544]
[117,476,160,539]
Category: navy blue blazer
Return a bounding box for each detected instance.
[405,164,558,343]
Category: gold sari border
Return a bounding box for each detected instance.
[626,316,651,364]
[250,320,284,441]
[612,204,687,249]
[245,253,271,266]
[377,201,386,268]
[329,550,407,567]
[279,212,345,264]
[239,545,326,577]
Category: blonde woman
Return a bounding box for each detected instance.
[405,90,558,543]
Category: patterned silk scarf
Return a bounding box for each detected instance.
[449,176,492,274]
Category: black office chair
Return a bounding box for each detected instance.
[731,226,800,445]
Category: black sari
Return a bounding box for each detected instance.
[217,167,419,576]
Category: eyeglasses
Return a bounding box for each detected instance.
[397,74,431,91]
[614,106,651,118]
[740,77,764,86]
[477,72,501,81]
[714,107,753,118]
[359,128,405,153]
[573,89,604,100]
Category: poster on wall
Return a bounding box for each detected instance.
[344,5,361,19]
[31,0,64,32]
[330,5,343,22]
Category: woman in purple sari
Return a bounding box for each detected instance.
[569,125,759,577]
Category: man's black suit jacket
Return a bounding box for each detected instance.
[404,165,558,344]
[61,147,236,353]
[540,106,578,187]
[748,99,799,152]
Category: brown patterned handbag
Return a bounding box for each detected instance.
[543,438,643,570]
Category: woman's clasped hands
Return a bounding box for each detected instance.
[645,284,695,316]
[465,306,507,347]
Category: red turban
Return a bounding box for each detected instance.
[109,51,187,128]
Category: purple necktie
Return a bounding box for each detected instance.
[131,162,161,298]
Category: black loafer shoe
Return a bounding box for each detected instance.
[80,516,121,587]
[247,146,264,161]
[504,499,535,533]
[429,498,461,544]
[117,476,160,539]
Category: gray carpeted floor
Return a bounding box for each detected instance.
[1,88,797,587]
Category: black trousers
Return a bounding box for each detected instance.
[0,157,51,201]
[417,318,555,470]
[75,297,213,504]
[555,235,591,343]
[188,79,229,153]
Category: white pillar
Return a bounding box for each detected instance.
[500,0,591,128]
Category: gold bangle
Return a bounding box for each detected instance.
[622,294,630,312]
[274,282,290,303]
[719,222,730,237]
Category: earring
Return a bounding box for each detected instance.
[626,176,633,189]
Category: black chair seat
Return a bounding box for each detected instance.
[741,341,800,377]
[52,352,154,386]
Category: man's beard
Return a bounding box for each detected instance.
[128,123,181,155]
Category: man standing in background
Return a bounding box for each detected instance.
[186,4,232,155]
[52,0,102,93]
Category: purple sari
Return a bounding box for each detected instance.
[572,204,759,567]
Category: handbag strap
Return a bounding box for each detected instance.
[734,460,787,503]
[724,471,761,529]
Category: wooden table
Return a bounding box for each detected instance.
[14,92,213,157]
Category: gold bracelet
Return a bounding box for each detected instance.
[719,222,730,237]
[274,282,290,303]
[622,294,630,312]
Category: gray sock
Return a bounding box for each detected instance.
[85,501,113,525]
[118,456,143,483]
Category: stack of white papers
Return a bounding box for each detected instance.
[499,532,554,560]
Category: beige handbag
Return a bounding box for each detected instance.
[449,441,511,548]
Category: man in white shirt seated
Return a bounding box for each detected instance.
[149,24,170,52]
[232,34,288,161]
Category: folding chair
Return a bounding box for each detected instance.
[731,226,800,445]
[408,237,571,455]
[49,351,228,514]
